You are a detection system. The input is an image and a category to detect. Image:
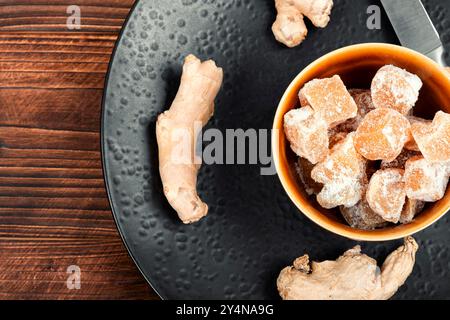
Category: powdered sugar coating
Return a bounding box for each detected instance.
[404,156,450,202]
[411,111,450,163]
[371,65,422,115]
[311,133,367,209]
[299,75,357,128]
[284,106,329,164]
[366,169,406,223]
[354,108,411,161]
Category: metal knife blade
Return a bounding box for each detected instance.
[381,0,447,66]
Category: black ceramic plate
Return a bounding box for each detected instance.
[102,0,450,299]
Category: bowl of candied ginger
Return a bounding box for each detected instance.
[273,43,450,241]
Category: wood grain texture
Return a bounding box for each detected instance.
[0,0,158,299]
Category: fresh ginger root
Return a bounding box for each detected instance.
[272,0,333,48]
[156,54,223,224]
[277,237,418,300]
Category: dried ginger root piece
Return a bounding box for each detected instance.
[400,198,425,224]
[366,169,406,223]
[295,158,323,196]
[354,108,411,161]
[299,75,358,128]
[334,89,376,133]
[272,0,333,48]
[405,116,431,152]
[311,133,366,209]
[380,149,421,170]
[404,156,450,202]
[156,54,223,224]
[284,106,329,164]
[277,237,418,300]
[371,65,422,115]
[340,178,387,230]
[411,111,450,163]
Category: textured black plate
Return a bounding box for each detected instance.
[102,0,450,299]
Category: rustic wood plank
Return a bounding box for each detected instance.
[0,147,100,160]
[0,127,100,150]
[0,0,158,300]
[0,1,134,32]
[0,71,106,88]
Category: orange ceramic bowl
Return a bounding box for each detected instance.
[272,43,450,241]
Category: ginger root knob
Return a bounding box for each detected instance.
[277,236,418,300]
[272,0,333,48]
[156,54,223,224]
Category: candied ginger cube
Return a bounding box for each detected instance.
[354,108,411,161]
[404,156,450,202]
[405,116,432,152]
[340,202,387,230]
[299,75,357,128]
[411,111,450,163]
[284,106,329,164]
[339,178,387,230]
[399,198,425,224]
[295,158,323,196]
[311,133,366,208]
[371,65,422,115]
[366,169,406,223]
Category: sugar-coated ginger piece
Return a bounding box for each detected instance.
[354,108,411,162]
[340,178,387,230]
[404,156,450,202]
[311,133,366,208]
[366,169,406,223]
[299,75,358,128]
[405,116,432,152]
[400,198,425,224]
[296,157,323,196]
[380,149,421,170]
[340,203,387,230]
[277,237,418,300]
[156,54,223,224]
[334,89,376,133]
[284,106,329,164]
[371,65,423,115]
[272,0,333,48]
[411,111,450,163]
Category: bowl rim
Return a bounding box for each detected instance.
[272,42,450,241]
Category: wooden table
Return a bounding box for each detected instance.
[0,0,158,299]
